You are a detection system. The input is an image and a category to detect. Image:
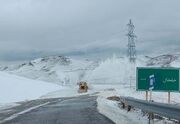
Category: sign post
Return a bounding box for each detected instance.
[168,92,170,104]
[149,74,155,101]
[149,91,152,101]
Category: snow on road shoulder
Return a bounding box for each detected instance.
[96,88,178,124]
[95,88,147,124]
[0,72,61,104]
[97,96,147,124]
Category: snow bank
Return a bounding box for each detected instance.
[0,72,61,104]
[96,85,179,124]
[97,96,147,124]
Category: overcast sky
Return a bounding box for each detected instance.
[0,0,180,60]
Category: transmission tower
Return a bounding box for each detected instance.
[126,19,136,63]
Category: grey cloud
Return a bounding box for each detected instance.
[0,0,180,60]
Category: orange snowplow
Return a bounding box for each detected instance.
[78,81,88,93]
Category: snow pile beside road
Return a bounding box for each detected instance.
[96,86,180,124]
[97,96,147,124]
[0,72,61,104]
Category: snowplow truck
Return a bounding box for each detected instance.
[78,81,88,93]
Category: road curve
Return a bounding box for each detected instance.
[1,95,114,124]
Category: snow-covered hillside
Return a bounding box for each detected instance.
[0,72,61,104]
[0,56,98,85]
[145,54,180,67]
[1,54,180,87]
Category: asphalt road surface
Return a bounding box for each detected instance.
[0,95,114,124]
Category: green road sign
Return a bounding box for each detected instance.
[136,67,180,92]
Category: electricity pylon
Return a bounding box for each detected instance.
[127,19,136,63]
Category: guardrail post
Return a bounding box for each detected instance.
[149,90,152,101]
[146,91,148,101]
[127,105,131,112]
[148,113,151,124]
[148,112,154,124]
[122,102,125,109]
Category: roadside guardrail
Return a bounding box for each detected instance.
[120,96,180,121]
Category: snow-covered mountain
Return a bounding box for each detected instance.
[0,56,98,85]
[1,53,180,86]
[145,54,180,67]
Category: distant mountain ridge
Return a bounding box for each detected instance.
[1,54,180,86]
[145,54,180,67]
[0,56,98,85]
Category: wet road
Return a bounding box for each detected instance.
[0,95,114,124]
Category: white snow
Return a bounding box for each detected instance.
[0,72,61,104]
[86,55,144,85]
[0,56,97,86]
[97,96,147,124]
[97,93,175,124]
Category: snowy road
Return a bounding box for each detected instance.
[0,95,114,124]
